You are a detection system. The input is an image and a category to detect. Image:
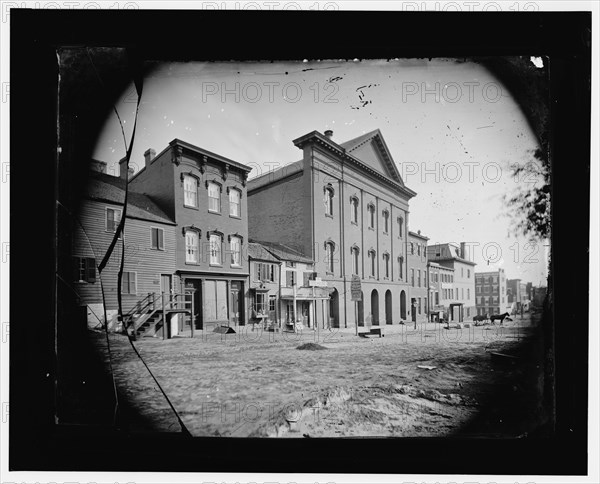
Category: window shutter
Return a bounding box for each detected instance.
[86,258,96,283]
[151,228,157,248]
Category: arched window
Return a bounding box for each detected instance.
[397,217,404,238]
[398,256,404,279]
[382,210,389,233]
[325,241,335,273]
[367,204,375,229]
[350,196,359,224]
[324,186,334,216]
[351,246,360,275]
[368,249,376,277]
[383,252,390,278]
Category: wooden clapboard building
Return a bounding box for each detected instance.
[70,166,177,330]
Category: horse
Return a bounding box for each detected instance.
[489,312,512,325]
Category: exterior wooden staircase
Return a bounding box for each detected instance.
[123,292,193,339]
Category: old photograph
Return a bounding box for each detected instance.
[6,4,593,479]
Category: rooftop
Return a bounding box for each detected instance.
[249,239,314,264]
[86,171,175,225]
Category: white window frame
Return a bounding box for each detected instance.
[209,233,222,265]
[183,174,198,208]
[229,188,241,217]
[185,230,199,264]
[208,182,221,213]
[230,236,242,267]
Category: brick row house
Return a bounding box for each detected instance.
[475,269,509,316]
[128,139,253,332]
[247,129,417,329]
[408,230,429,324]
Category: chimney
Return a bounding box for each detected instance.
[460,242,467,260]
[144,148,156,168]
[119,157,133,181]
[324,129,333,140]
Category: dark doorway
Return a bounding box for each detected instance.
[371,289,379,325]
[329,288,339,328]
[230,281,244,326]
[411,298,417,323]
[385,290,392,324]
[400,290,407,319]
[185,280,202,330]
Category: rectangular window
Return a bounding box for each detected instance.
[183,175,198,207]
[122,271,137,295]
[435,292,439,305]
[467,288,470,299]
[185,231,199,263]
[254,293,267,315]
[208,182,221,212]
[286,270,296,287]
[229,189,241,217]
[230,236,241,266]
[210,234,222,265]
[73,257,96,283]
[106,207,122,234]
[151,227,164,250]
[411,268,415,287]
[418,297,421,314]
[269,295,276,312]
[417,269,421,287]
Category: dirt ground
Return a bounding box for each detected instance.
[97,313,548,438]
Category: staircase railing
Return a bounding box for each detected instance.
[126,291,194,337]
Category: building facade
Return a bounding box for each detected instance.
[427,242,476,321]
[129,139,253,331]
[427,261,455,322]
[475,268,509,316]
[247,129,417,328]
[248,242,281,329]
[408,230,429,324]
[71,169,177,330]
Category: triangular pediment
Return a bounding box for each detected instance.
[340,130,404,185]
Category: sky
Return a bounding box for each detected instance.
[92,58,549,287]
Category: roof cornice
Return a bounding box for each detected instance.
[292,131,417,200]
[169,138,253,173]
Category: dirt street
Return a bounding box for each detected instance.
[98,314,547,438]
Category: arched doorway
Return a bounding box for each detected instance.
[400,290,407,319]
[357,291,364,326]
[385,290,392,325]
[371,289,379,325]
[329,288,339,328]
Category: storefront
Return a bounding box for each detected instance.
[280,286,331,331]
[180,273,247,331]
